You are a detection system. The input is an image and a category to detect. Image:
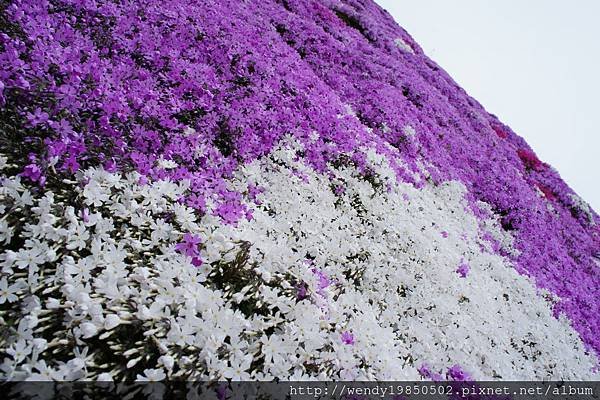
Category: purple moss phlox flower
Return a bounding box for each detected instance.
[81,208,90,224]
[186,194,206,211]
[312,268,330,290]
[175,233,202,258]
[247,183,264,203]
[417,364,444,381]
[62,154,80,173]
[191,257,203,267]
[456,261,470,278]
[21,163,42,182]
[103,159,118,173]
[441,231,449,238]
[296,283,308,300]
[333,184,346,195]
[216,383,228,400]
[214,201,246,225]
[341,331,355,345]
[26,108,49,126]
[446,364,471,381]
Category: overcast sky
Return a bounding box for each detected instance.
[375,0,599,212]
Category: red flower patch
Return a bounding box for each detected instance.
[491,124,509,139]
[536,183,556,201]
[517,149,545,171]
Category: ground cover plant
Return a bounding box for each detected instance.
[1,0,598,381]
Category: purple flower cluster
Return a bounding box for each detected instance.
[1,0,598,359]
[417,363,444,381]
[175,233,202,266]
[446,364,472,382]
[456,261,470,278]
[1,0,372,222]
[418,363,471,382]
[341,331,355,345]
[175,233,201,258]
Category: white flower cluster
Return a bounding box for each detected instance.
[0,141,597,382]
[394,37,415,54]
[568,193,596,226]
[224,143,598,380]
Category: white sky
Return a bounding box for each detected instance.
[376,0,600,211]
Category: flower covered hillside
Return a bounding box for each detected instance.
[1,0,599,381]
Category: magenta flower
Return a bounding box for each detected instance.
[456,261,470,278]
[21,163,42,182]
[333,184,346,195]
[62,154,80,173]
[296,283,308,300]
[186,194,206,211]
[312,268,330,290]
[26,108,49,126]
[175,233,202,258]
[417,363,444,381]
[446,364,471,381]
[191,257,203,267]
[341,331,354,345]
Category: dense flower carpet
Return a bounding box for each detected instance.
[0,0,599,381]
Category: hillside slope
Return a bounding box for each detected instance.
[0,0,598,381]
